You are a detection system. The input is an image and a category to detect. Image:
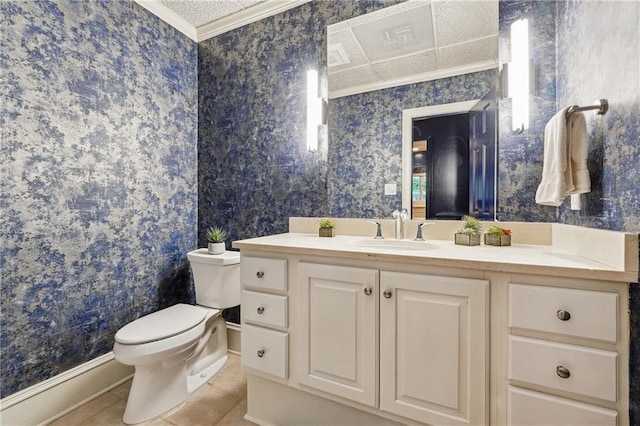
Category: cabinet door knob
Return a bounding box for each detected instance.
[557,310,571,321]
[257,306,265,314]
[257,349,265,358]
[363,287,372,296]
[256,271,264,279]
[556,365,571,379]
[383,290,392,299]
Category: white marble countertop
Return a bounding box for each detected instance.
[234,232,637,282]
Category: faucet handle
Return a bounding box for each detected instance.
[415,222,435,241]
[365,220,384,239]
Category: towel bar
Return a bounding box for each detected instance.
[566,99,608,116]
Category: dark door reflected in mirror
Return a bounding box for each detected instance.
[411,90,496,220]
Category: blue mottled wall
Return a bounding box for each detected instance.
[497,0,558,223]
[498,0,640,233]
[0,1,197,397]
[555,1,640,232]
[197,0,403,245]
[328,70,497,218]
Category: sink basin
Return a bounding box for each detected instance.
[354,239,439,251]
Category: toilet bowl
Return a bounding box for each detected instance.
[113,249,240,424]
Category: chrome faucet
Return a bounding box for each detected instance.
[365,220,384,239]
[415,222,435,241]
[392,208,408,239]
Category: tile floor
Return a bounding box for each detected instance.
[49,354,253,426]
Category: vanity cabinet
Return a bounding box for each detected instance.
[379,271,489,425]
[507,282,622,425]
[240,256,289,379]
[297,263,489,425]
[297,263,378,406]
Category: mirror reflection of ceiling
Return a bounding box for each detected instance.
[328,0,498,99]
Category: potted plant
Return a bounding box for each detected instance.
[484,225,512,246]
[319,219,336,237]
[455,215,481,246]
[206,226,229,254]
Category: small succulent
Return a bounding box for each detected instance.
[319,219,335,229]
[485,225,512,236]
[206,226,229,243]
[457,215,481,236]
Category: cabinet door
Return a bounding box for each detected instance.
[298,263,378,407]
[380,271,489,425]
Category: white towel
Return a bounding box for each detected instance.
[535,107,590,206]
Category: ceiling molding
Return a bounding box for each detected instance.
[196,0,312,42]
[329,60,498,100]
[135,0,198,41]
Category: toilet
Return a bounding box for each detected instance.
[113,249,240,424]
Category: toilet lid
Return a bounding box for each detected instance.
[115,304,208,345]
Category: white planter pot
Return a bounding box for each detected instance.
[208,242,226,255]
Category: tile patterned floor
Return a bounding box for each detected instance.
[49,354,253,426]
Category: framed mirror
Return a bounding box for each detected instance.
[327,0,499,220]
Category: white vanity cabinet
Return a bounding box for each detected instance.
[297,263,378,406]
[506,281,625,425]
[240,256,289,379]
[234,227,635,426]
[297,263,489,425]
[379,271,489,425]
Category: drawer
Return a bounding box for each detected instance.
[508,335,617,401]
[509,284,617,342]
[242,290,288,328]
[241,324,288,379]
[241,257,287,291]
[507,386,617,426]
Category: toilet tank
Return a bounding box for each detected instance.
[187,249,241,309]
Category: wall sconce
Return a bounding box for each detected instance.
[306,69,326,152]
[508,18,530,133]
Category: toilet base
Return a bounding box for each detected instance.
[121,314,229,424]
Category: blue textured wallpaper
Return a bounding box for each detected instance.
[197,0,403,246]
[497,0,558,223]
[555,0,640,232]
[328,70,497,218]
[0,1,197,397]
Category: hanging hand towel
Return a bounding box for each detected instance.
[566,111,590,195]
[535,107,591,207]
[535,107,571,206]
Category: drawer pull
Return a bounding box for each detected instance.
[556,365,571,379]
[556,309,571,321]
[257,306,265,314]
[363,287,372,296]
[256,271,265,279]
[383,290,393,299]
[257,349,265,358]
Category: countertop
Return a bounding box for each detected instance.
[233,232,637,282]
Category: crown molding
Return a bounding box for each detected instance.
[196,0,312,42]
[135,0,198,41]
[135,0,312,43]
[328,60,498,100]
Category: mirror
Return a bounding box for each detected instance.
[326,0,499,220]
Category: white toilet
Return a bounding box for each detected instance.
[113,249,240,424]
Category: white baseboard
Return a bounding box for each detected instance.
[0,352,134,426]
[0,325,242,425]
[227,322,242,355]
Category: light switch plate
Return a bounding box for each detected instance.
[384,183,397,195]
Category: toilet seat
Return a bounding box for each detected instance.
[115,304,214,345]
